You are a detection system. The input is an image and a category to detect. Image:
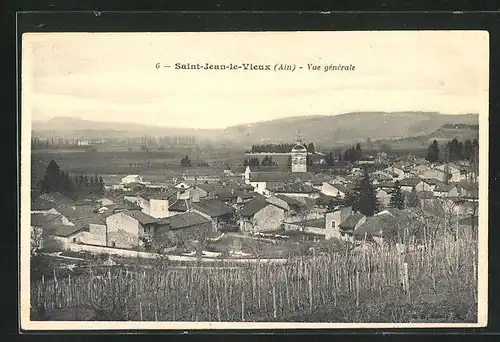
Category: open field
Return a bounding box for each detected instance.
[31,227,477,323]
[31,148,246,184]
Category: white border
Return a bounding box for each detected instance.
[19,30,489,330]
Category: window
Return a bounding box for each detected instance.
[331,221,336,228]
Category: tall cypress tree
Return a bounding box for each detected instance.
[426,140,440,163]
[407,188,420,208]
[356,167,379,216]
[355,143,362,161]
[40,160,61,194]
[389,180,405,209]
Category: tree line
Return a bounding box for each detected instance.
[426,138,479,163]
[31,137,99,150]
[39,160,105,200]
[247,142,316,153]
[342,143,363,162]
[243,155,278,167]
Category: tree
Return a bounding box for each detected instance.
[389,180,405,209]
[296,205,312,242]
[406,188,420,208]
[261,155,274,167]
[181,155,192,167]
[248,157,260,167]
[40,160,61,194]
[355,167,379,216]
[355,143,363,161]
[426,140,440,163]
[326,152,334,166]
[307,142,315,153]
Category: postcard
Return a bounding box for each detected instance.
[20,30,488,330]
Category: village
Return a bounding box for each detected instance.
[30,136,479,266]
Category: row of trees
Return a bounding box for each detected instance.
[140,135,196,146]
[426,138,479,163]
[31,138,99,150]
[248,142,316,153]
[243,156,279,167]
[341,143,363,163]
[39,160,105,200]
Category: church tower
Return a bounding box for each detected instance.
[291,131,308,173]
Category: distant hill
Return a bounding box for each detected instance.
[220,112,479,146]
[31,116,218,140]
[32,112,479,146]
[368,124,480,151]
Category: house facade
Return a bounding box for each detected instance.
[239,199,286,234]
[105,211,159,249]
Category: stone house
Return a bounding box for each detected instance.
[105,210,160,249]
[376,188,392,208]
[325,206,354,240]
[239,198,286,234]
[155,212,213,246]
[191,198,236,231]
[338,212,367,242]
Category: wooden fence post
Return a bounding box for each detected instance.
[241,292,245,322]
[403,262,410,301]
[272,285,277,318]
[355,271,360,309]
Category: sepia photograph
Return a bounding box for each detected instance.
[20,30,488,330]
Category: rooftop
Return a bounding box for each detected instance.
[31,213,85,237]
[168,199,190,212]
[192,198,235,217]
[159,212,211,230]
[249,171,314,183]
[120,210,160,225]
[268,182,319,194]
[239,198,274,217]
[339,213,366,230]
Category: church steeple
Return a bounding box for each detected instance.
[291,130,307,173]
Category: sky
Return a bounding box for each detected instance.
[21,31,489,129]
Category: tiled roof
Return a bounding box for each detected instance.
[249,172,314,183]
[329,183,355,194]
[339,213,366,230]
[168,199,190,212]
[276,194,307,208]
[121,210,160,225]
[53,205,106,227]
[400,177,423,187]
[265,196,290,211]
[268,182,319,194]
[159,212,211,230]
[239,198,275,217]
[192,198,235,217]
[31,213,85,237]
[352,214,396,237]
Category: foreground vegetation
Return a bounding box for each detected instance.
[30,227,477,323]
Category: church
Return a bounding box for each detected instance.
[244,137,326,196]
